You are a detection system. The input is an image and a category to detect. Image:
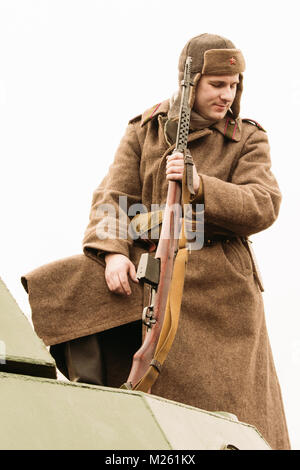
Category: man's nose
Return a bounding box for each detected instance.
[220,87,233,102]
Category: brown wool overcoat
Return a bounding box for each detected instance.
[22,100,290,450]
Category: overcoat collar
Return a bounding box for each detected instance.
[140,99,241,142]
[212,116,242,142]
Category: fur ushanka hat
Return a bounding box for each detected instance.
[178,33,246,119]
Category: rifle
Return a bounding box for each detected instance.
[122,57,194,392]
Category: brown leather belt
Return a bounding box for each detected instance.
[137,234,237,251]
[203,235,237,246]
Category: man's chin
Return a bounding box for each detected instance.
[210,109,228,120]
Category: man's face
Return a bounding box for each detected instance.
[193,73,239,120]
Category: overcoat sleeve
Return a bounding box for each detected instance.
[197,128,282,236]
[83,123,142,263]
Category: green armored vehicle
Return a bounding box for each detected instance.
[0,276,270,450]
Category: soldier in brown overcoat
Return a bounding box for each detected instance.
[22,34,291,449]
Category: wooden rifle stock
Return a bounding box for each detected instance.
[126,181,182,390]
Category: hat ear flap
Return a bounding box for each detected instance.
[189,72,201,108]
[175,72,201,113]
[231,73,243,119]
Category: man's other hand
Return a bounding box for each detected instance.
[104,253,139,295]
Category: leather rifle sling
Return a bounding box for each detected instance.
[133,155,192,392]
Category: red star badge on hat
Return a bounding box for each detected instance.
[230,57,236,65]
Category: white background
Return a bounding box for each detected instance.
[0,0,299,449]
